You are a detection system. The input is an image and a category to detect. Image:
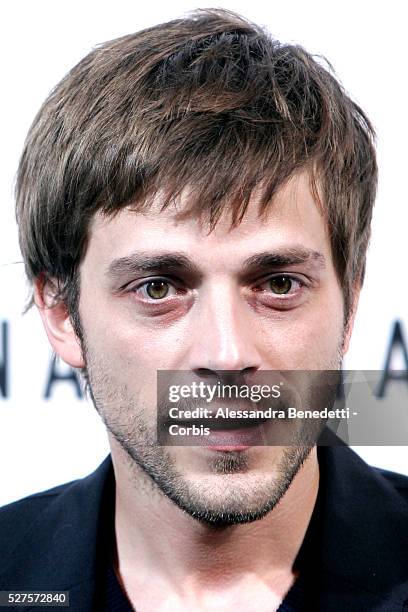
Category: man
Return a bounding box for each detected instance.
[1,8,408,611]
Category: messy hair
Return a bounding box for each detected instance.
[15,8,377,330]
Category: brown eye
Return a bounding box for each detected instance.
[145,280,170,299]
[269,276,292,294]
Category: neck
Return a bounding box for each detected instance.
[111,439,319,606]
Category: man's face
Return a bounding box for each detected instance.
[76,171,347,525]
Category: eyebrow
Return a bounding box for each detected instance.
[106,252,202,282]
[242,248,326,272]
[106,247,326,283]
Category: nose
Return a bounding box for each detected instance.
[187,283,262,378]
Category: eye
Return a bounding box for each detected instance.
[268,275,295,295]
[145,280,171,300]
[253,274,304,297]
[133,279,178,301]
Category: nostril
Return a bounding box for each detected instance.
[194,368,217,378]
[192,367,259,386]
[242,366,259,376]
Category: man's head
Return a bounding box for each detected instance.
[15,9,377,526]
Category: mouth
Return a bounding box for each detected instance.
[203,423,268,451]
[160,416,270,450]
[167,416,269,430]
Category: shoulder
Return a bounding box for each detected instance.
[0,479,81,549]
[318,443,408,517]
[0,456,113,583]
[373,464,408,500]
[314,445,408,607]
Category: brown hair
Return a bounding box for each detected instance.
[15,8,377,328]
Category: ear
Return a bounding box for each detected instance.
[34,277,85,368]
[342,283,361,355]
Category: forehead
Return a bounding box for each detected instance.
[85,171,330,271]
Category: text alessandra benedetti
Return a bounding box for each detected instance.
[168,407,352,420]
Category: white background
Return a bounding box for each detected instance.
[1,0,408,505]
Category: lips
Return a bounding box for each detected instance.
[157,397,292,447]
[158,416,271,449]
[204,424,268,450]
[165,416,268,431]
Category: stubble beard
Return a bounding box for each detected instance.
[82,338,343,528]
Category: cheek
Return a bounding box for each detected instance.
[298,287,345,363]
[81,301,188,396]
[258,288,344,368]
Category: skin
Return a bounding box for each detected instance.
[36,171,358,611]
